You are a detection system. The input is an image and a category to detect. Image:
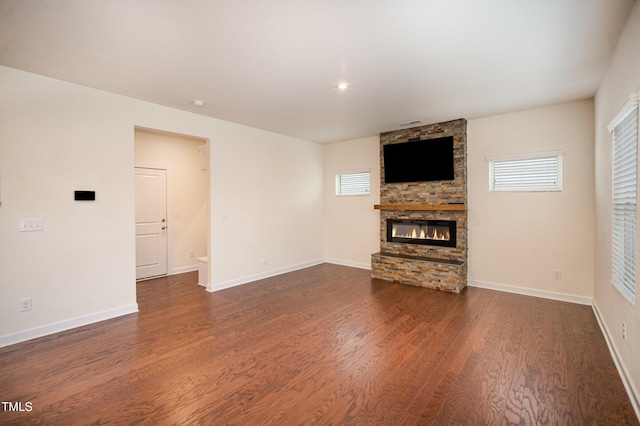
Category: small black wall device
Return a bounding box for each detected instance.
[74,191,96,201]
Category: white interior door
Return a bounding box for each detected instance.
[135,167,168,280]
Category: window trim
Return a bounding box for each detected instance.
[335,169,371,197]
[609,90,640,306]
[486,150,563,192]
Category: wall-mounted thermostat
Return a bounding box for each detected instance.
[74,191,96,201]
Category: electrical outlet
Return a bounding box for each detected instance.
[622,322,627,341]
[261,256,267,265]
[552,270,561,280]
[190,250,194,258]
[20,297,32,312]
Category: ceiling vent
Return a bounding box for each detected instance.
[399,120,422,127]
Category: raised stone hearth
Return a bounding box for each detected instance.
[371,252,466,292]
[371,119,467,293]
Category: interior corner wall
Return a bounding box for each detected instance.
[323,136,380,269]
[134,129,208,274]
[594,0,640,411]
[467,99,595,301]
[0,65,324,345]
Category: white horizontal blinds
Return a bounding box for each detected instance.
[336,171,370,196]
[612,102,638,303]
[489,154,562,191]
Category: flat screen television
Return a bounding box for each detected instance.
[383,136,454,183]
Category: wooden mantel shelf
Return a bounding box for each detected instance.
[374,204,467,211]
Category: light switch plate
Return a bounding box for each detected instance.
[19,218,43,232]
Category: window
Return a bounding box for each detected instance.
[487,151,563,192]
[609,92,639,304]
[336,170,370,196]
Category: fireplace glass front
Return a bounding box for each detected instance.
[387,219,456,248]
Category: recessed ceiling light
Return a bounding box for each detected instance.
[193,99,204,107]
[336,82,349,90]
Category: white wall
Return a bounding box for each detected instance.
[594,0,640,413]
[206,125,324,290]
[467,100,595,302]
[323,136,380,269]
[135,128,208,274]
[0,67,138,344]
[0,66,324,345]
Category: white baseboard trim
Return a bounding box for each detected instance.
[324,258,371,270]
[0,303,139,348]
[206,259,325,292]
[592,301,640,421]
[468,279,592,306]
[171,265,198,275]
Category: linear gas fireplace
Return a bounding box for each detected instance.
[387,219,456,248]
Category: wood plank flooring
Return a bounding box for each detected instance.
[1,264,637,425]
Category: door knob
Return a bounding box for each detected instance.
[162,218,166,222]
[161,226,166,230]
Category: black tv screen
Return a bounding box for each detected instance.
[383,136,454,183]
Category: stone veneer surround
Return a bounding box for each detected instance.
[371,119,468,292]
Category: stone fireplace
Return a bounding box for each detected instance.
[371,119,467,293]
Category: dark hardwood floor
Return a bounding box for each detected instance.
[1,264,637,425]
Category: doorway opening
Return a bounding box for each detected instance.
[134,128,209,282]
